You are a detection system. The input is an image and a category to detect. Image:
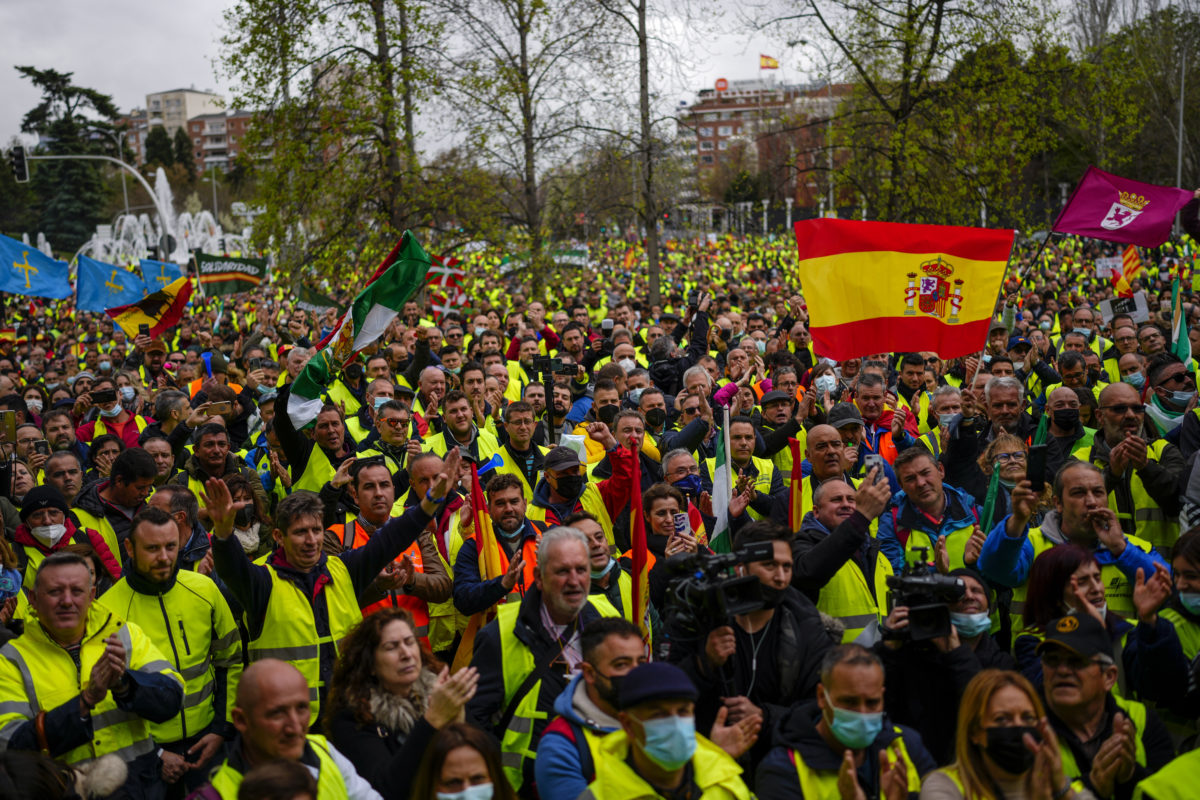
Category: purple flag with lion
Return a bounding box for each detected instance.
[1053,166,1191,248]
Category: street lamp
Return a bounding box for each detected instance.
[106,129,130,218]
[761,199,769,235]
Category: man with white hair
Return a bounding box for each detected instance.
[465,525,622,794]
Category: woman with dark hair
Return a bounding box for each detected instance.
[325,608,479,797]
[1014,544,1134,692]
[224,473,270,556]
[20,385,47,427]
[84,433,124,483]
[237,759,317,800]
[410,721,516,800]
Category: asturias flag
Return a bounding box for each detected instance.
[106,276,193,338]
[1053,166,1192,248]
[794,218,1014,360]
[140,259,185,293]
[76,256,145,312]
[0,234,71,299]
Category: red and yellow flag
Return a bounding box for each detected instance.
[794,219,1014,360]
[628,445,650,644]
[760,54,780,69]
[451,465,507,671]
[106,276,193,338]
[787,438,805,532]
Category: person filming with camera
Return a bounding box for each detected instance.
[665,521,835,753]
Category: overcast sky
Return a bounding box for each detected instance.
[0,0,805,145]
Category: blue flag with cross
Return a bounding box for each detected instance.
[76,255,146,312]
[139,258,184,294]
[0,233,72,299]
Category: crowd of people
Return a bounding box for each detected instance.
[0,201,1198,800]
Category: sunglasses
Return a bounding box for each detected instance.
[683,406,701,415]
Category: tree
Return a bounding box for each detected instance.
[220,0,452,277]
[144,125,174,168]
[173,127,196,181]
[15,66,119,252]
[440,0,610,292]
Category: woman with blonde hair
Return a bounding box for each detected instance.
[920,669,1094,800]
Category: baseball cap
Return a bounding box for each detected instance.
[760,389,791,407]
[617,662,698,710]
[145,338,168,354]
[989,320,1008,334]
[1007,336,1032,351]
[394,384,416,397]
[544,445,582,472]
[1036,613,1112,660]
[827,401,864,429]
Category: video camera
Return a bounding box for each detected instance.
[532,355,577,376]
[885,548,965,642]
[663,541,775,639]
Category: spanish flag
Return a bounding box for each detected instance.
[628,444,651,644]
[760,54,780,69]
[794,219,1014,360]
[451,464,509,671]
[105,276,193,338]
[787,438,805,532]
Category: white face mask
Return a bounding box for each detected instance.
[437,784,494,800]
[30,524,68,548]
[26,399,43,414]
[1067,601,1107,620]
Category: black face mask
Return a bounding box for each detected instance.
[597,404,619,426]
[984,726,1038,774]
[235,505,255,527]
[343,363,364,382]
[644,407,667,429]
[1051,408,1079,430]
[594,670,624,708]
[554,473,585,499]
[759,583,788,609]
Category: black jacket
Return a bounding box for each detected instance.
[647,311,711,397]
[793,510,881,604]
[326,704,436,799]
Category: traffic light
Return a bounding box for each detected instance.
[8,146,28,183]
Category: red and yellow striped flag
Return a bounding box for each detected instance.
[628,445,650,644]
[451,465,507,671]
[787,438,805,532]
[760,54,780,69]
[794,219,1014,360]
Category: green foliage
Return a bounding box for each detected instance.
[173,127,196,180]
[14,66,119,253]
[144,126,174,168]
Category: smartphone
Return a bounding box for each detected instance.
[1027,444,1047,494]
[601,318,614,337]
[91,388,117,405]
[864,453,885,482]
[0,411,14,443]
[248,357,262,371]
[672,512,690,539]
[208,401,232,416]
[138,323,150,337]
[34,440,50,457]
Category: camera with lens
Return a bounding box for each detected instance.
[885,548,965,642]
[663,541,775,639]
[532,355,577,376]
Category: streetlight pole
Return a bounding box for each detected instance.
[210,163,219,217]
[1176,48,1186,237]
[761,199,769,235]
[108,130,130,217]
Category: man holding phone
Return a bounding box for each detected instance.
[74,377,153,449]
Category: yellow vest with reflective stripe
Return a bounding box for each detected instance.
[904,520,976,573]
[817,547,894,643]
[581,731,750,800]
[247,558,362,721]
[897,389,934,434]
[94,415,151,440]
[528,484,616,549]
[1072,439,1180,551]
[70,506,123,569]
[1133,748,1200,800]
[792,730,921,799]
[326,380,362,418]
[293,444,338,493]
[1059,695,1147,784]
[103,570,243,744]
[208,734,348,800]
[496,596,620,792]
[0,603,183,766]
[705,455,775,520]
[494,444,549,503]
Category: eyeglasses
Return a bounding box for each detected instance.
[995,452,1026,463]
[1099,403,1145,415]
[1160,372,1195,386]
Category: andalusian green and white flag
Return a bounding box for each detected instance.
[288,231,431,429]
[709,406,733,553]
[1172,275,1192,368]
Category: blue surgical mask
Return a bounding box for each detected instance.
[99,403,122,418]
[590,557,617,581]
[755,340,767,354]
[627,387,644,405]
[1123,372,1145,389]
[1170,390,1195,407]
[1073,327,1092,340]
[374,396,390,410]
[950,611,992,638]
[436,783,494,800]
[814,374,837,395]
[824,688,883,749]
[474,326,487,338]
[637,715,696,770]
[99,360,111,371]
[672,474,703,496]
[1178,592,1200,615]
[119,386,135,403]
[1039,321,1052,330]
[938,413,956,428]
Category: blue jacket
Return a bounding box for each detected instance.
[452,518,539,616]
[534,673,621,800]
[976,513,1168,589]
[877,483,980,571]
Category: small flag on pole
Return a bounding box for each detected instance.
[1053,166,1192,248]
[106,276,193,338]
[710,407,733,553]
[629,445,651,642]
[759,54,780,69]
